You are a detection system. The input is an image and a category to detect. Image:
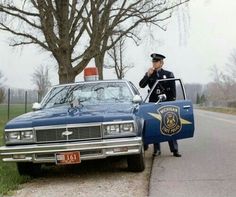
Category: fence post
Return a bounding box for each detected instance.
[37,91,39,103]
[7,88,10,120]
[25,91,27,113]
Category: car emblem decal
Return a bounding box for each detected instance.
[62,129,73,137]
[158,106,181,136]
[148,105,192,136]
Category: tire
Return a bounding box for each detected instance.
[127,146,145,172]
[17,162,42,177]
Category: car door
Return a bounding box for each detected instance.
[136,78,195,145]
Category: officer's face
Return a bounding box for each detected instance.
[152,60,163,70]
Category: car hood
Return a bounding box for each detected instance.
[5,103,136,129]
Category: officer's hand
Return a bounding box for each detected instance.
[147,67,155,77]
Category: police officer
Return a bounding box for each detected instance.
[139,53,181,157]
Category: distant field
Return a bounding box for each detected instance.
[0,104,31,195]
[0,104,33,121]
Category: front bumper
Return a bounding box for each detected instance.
[0,137,142,163]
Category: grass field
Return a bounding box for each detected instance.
[0,104,31,195]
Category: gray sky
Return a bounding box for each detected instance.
[0,0,235,90]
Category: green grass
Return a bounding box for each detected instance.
[0,162,31,195]
[0,104,32,195]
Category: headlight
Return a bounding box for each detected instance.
[120,123,134,132]
[5,130,35,144]
[21,131,34,140]
[103,122,135,136]
[104,124,120,135]
[7,132,21,140]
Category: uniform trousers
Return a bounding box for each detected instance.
[153,139,178,153]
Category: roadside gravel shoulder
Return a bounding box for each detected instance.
[9,149,153,197]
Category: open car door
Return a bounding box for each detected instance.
[136,78,195,146]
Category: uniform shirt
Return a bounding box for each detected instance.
[139,68,176,102]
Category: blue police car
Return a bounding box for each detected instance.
[0,78,194,176]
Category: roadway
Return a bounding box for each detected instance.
[149,109,236,197]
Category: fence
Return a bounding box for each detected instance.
[0,88,40,120]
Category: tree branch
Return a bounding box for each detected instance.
[0,22,49,50]
[0,5,41,29]
[0,4,39,17]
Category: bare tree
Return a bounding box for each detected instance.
[207,65,235,101]
[106,35,133,79]
[184,83,205,104]
[0,0,190,83]
[31,65,51,101]
[203,50,236,107]
[226,48,236,80]
[0,0,91,83]
[89,0,190,78]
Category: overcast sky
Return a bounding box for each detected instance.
[0,0,236,90]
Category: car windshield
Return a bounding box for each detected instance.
[41,81,134,109]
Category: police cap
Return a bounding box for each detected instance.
[151,53,166,62]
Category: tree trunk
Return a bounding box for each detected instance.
[58,70,75,84]
[95,53,105,80]
[58,58,76,84]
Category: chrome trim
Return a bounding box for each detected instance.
[183,105,191,109]
[35,137,103,144]
[35,125,102,143]
[34,122,102,130]
[0,137,142,163]
[5,128,34,132]
[102,120,135,125]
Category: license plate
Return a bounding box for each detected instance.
[56,151,81,165]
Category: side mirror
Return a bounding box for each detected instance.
[132,95,142,104]
[32,102,42,111]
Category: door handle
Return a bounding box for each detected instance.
[183,105,191,109]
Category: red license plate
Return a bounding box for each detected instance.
[56,151,81,165]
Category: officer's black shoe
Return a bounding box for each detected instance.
[153,150,161,156]
[173,152,181,157]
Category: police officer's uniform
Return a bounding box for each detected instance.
[139,53,181,157]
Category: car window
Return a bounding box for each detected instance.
[41,81,133,108]
[128,81,140,95]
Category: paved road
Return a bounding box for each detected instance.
[149,109,236,197]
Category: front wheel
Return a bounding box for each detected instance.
[127,146,145,172]
[17,162,42,177]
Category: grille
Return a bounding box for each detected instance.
[36,126,102,143]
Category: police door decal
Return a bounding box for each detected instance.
[148,105,192,136]
[137,100,195,145]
